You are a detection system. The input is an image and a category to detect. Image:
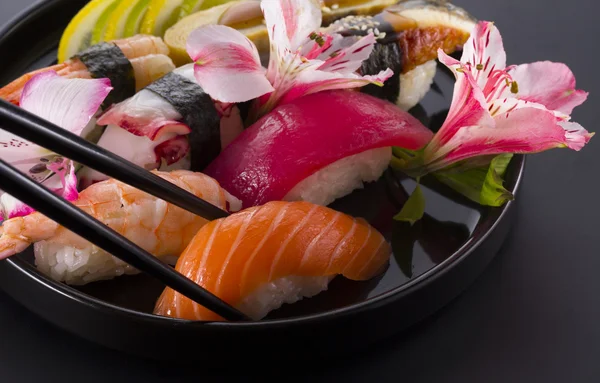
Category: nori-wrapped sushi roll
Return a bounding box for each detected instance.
[81,64,244,186]
[0,35,175,107]
[75,42,136,108]
[325,0,477,110]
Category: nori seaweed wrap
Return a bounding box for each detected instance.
[146,72,221,172]
[75,43,136,107]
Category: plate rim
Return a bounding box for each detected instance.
[0,0,526,329]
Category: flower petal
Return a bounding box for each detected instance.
[560,121,594,150]
[261,0,322,53]
[318,33,377,73]
[187,25,273,103]
[97,91,191,140]
[461,21,507,89]
[0,193,35,220]
[0,159,79,220]
[0,73,108,219]
[425,50,493,162]
[263,0,322,84]
[438,108,591,167]
[0,132,50,177]
[1,72,110,186]
[20,71,112,136]
[278,67,393,105]
[508,61,589,115]
[46,159,79,202]
[487,96,569,120]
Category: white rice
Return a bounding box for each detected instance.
[284,147,391,206]
[34,242,179,285]
[237,275,335,320]
[396,60,438,111]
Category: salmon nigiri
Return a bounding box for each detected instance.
[154,201,391,321]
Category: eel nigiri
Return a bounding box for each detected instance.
[154,201,391,321]
[204,90,433,208]
[0,170,241,285]
[79,63,245,186]
[326,0,476,110]
[0,35,175,107]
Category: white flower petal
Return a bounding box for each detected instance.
[187,25,274,103]
[461,21,507,89]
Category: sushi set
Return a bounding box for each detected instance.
[0,0,592,362]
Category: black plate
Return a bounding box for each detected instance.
[0,0,524,364]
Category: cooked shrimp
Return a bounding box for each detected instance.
[130,54,177,91]
[0,35,174,105]
[112,34,170,58]
[0,170,240,264]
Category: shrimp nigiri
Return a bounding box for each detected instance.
[0,170,241,285]
[0,35,175,106]
[154,201,391,321]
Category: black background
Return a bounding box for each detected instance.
[1,0,599,381]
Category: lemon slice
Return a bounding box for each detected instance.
[179,0,205,18]
[104,0,152,41]
[179,0,234,18]
[165,1,267,66]
[57,0,119,63]
[90,0,120,45]
[125,0,153,36]
[140,0,186,36]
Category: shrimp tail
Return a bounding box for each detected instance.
[0,215,59,259]
[112,35,170,59]
[0,233,31,260]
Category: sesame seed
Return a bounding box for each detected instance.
[322,6,331,12]
[374,28,380,35]
[361,24,367,30]
[331,3,339,9]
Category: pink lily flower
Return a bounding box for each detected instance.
[186,0,392,119]
[0,71,112,219]
[418,21,593,174]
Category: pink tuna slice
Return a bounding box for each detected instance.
[204,90,434,207]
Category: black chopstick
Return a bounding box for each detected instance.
[0,158,249,321]
[0,99,229,221]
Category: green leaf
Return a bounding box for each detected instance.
[389,146,426,178]
[391,221,419,278]
[433,154,514,207]
[393,183,426,224]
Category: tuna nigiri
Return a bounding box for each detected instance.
[154,201,391,321]
[0,170,241,285]
[204,90,434,208]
